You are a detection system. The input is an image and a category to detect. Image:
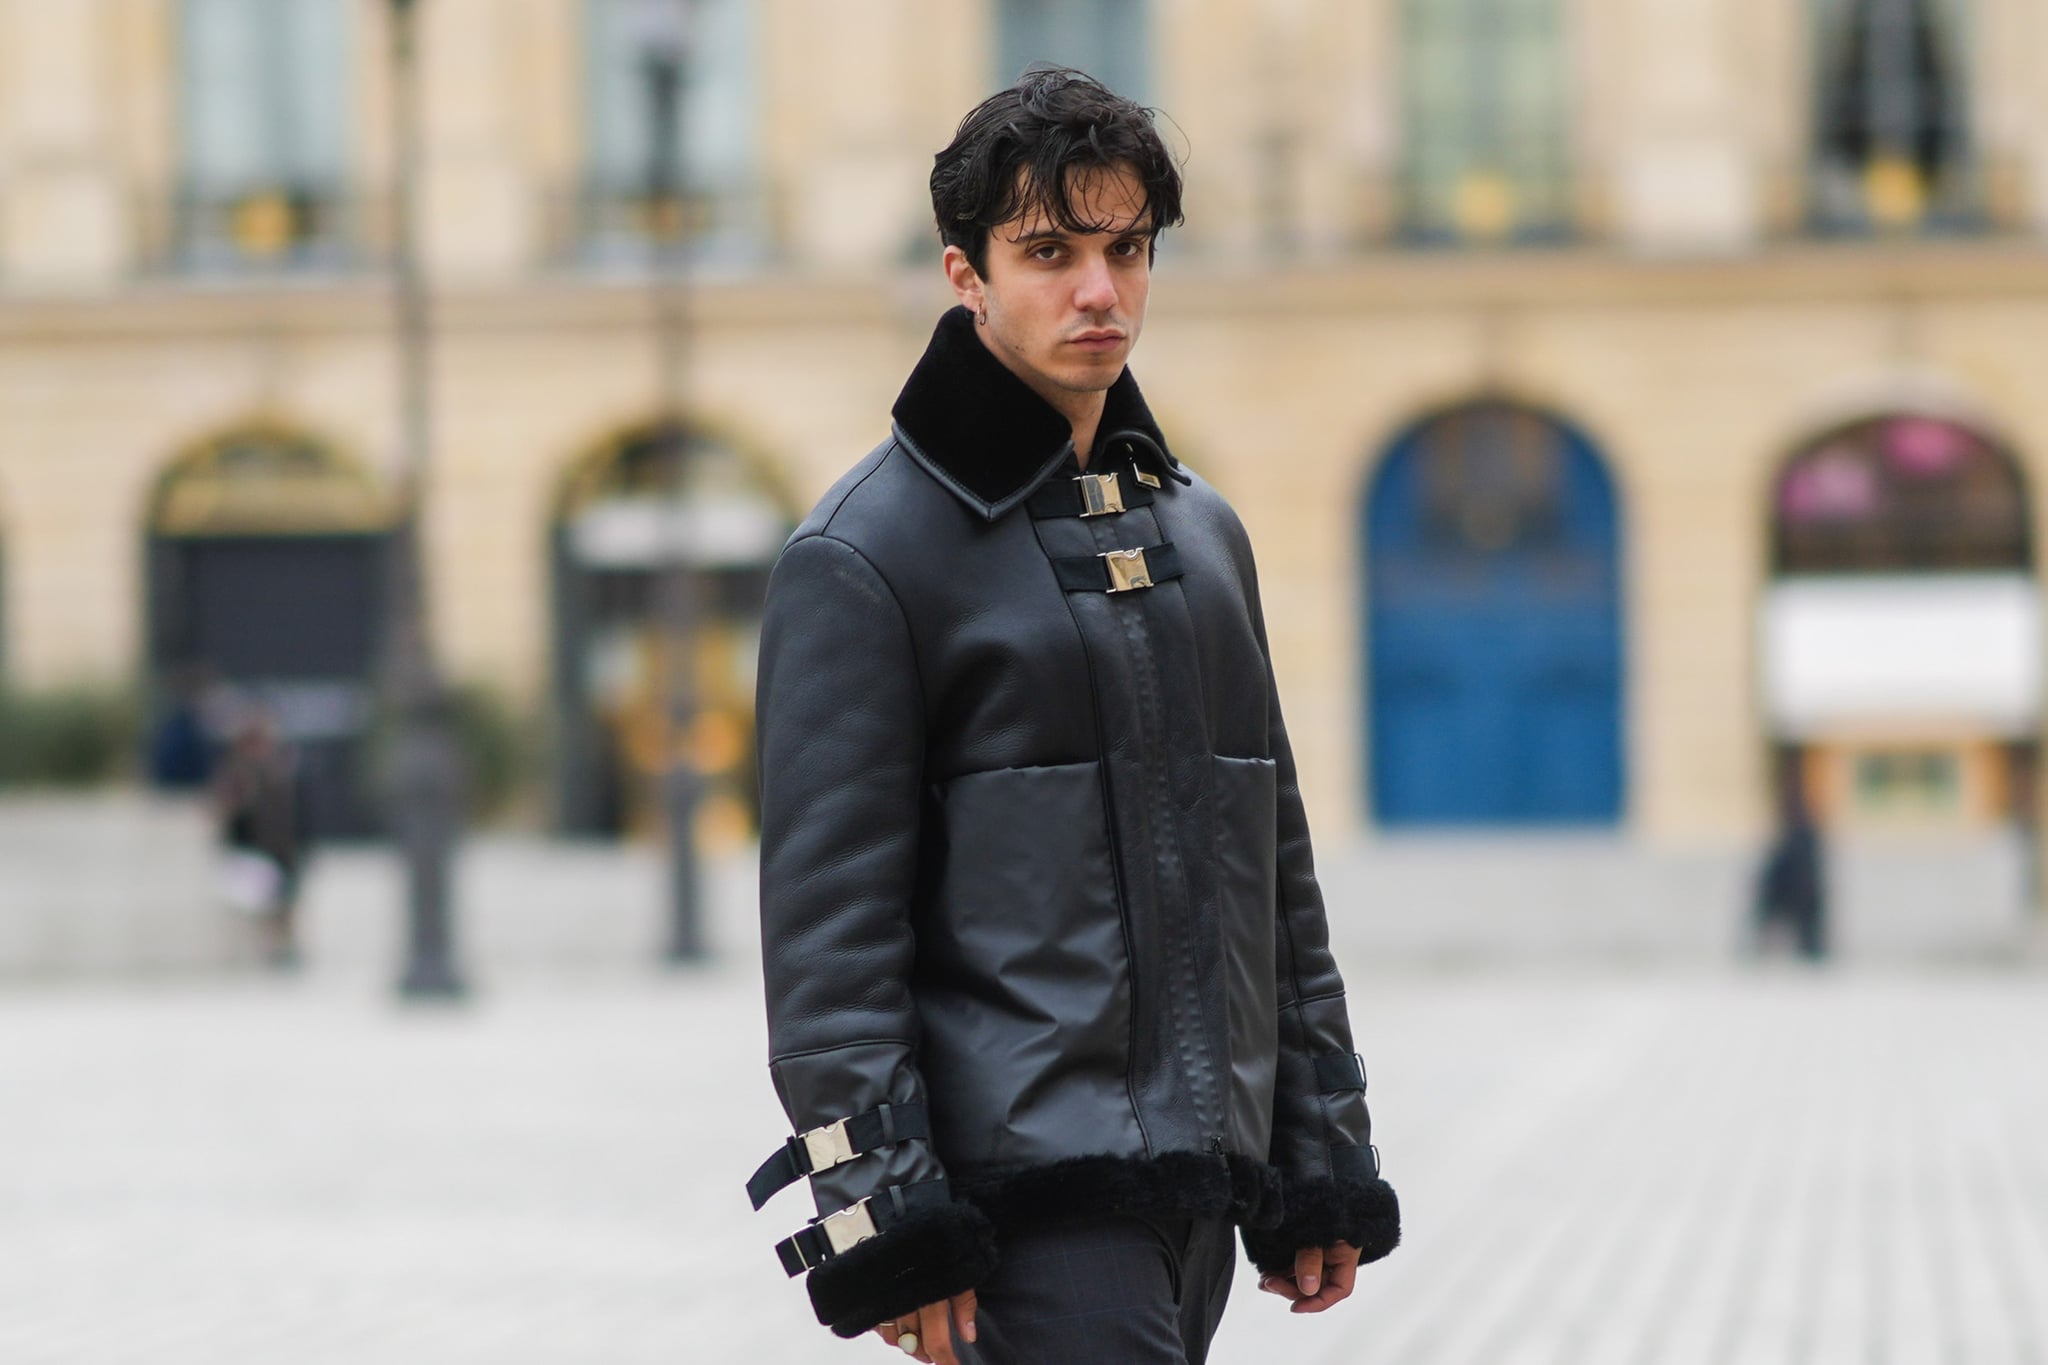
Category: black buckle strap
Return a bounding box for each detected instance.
[1313,1052,1368,1094]
[773,1177,954,1276]
[745,1101,931,1210]
[1050,542,1184,594]
[1026,470,1155,519]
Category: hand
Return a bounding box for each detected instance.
[1256,1240,1361,1314]
[872,1290,978,1363]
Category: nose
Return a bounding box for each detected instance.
[1073,254,1117,313]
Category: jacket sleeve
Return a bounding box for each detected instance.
[1237,558,1401,1276]
[751,532,997,1337]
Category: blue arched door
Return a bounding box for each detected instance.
[1365,401,1624,825]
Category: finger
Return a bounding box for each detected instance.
[951,1288,979,1346]
[1258,1270,1308,1301]
[1324,1242,1361,1297]
[1293,1247,1325,1297]
[919,1300,957,1365]
[1289,1280,1354,1313]
[893,1314,923,1363]
[1289,1252,1359,1315]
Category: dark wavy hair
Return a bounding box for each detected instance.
[930,67,1184,279]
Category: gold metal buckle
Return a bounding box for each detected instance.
[801,1118,857,1174]
[1102,547,1153,592]
[1076,472,1125,516]
[1134,469,1162,489]
[820,1199,880,1255]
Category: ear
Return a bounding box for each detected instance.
[943,245,984,315]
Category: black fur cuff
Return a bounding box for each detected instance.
[1239,1166,1401,1276]
[806,1201,1000,1339]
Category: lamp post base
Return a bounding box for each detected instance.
[663,763,708,964]
[391,709,469,1000]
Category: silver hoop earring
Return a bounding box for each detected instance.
[976,306,988,326]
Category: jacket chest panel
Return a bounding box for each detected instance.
[909,513,1108,776]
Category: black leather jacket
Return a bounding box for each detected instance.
[751,308,1398,1337]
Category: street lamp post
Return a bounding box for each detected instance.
[633,0,708,963]
[385,0,466,999]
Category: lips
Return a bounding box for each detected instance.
[1069,332,1126,351]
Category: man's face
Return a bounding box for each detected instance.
[945,164,1154,415]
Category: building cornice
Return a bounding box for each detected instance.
[3,240,2047,341]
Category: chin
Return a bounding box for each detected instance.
[1057,354,1127,388]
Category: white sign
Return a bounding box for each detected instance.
[1760,574,2043,736]
[569,493,786,569]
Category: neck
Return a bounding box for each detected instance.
[1067,400,1106,471]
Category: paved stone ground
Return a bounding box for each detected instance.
[6,947,2047,1364]
[7,789,2040,977]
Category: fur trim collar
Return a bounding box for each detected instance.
[890,306,1186,521]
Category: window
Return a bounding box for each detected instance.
[1810,0,1977,233]
[1773,415,2028,574]
[1398,0,1573,244]
[175,0,352,271]
[1853,749,1961,817]
[581,0,757,261]
[995,0,1150,101]
[1414,405,1570,555]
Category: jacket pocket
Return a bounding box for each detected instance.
[917,760,1143,1171]
[1211,754,1279,1157]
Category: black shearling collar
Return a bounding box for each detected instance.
[890,306,1187,521]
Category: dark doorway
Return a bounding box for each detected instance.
[551,423,790,841]
[145,429,392,837]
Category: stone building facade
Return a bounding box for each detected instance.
[2,0,2045,849]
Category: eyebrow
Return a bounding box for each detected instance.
[1010,221,1157,246]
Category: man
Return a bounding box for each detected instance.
[748,69,1398,1364]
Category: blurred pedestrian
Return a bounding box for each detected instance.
[147,662,220,790]
[746,68,1398,1365]
[214,704,310,968]
[1753,767,1828,961]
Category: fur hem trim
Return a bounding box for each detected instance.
[1239,1172,1402,1275]
[954,1149,1287,1234]
[806,1202,999,1339]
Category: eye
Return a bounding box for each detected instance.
[1112,238,1146,258]
[1029,242,1062,261]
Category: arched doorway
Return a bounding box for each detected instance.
[1365,399,1625,825]
[145,425,395,835]
[550,421,792,844]
[1761,412,2037,827]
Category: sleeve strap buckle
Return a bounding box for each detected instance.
[744,1100,933,1210]
[802,1117,857,1175]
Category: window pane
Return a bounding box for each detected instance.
[175,0,351,266]
[585,0,753,194]
[1809,0,1978,232]
[581,0,756,255]
[182,0,271,192]
[1399,0,1571,241]
[278,0,350,185]
[181,0,347,190]
[996,0,1150,101]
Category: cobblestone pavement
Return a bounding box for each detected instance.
[6,953,2047,1364]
